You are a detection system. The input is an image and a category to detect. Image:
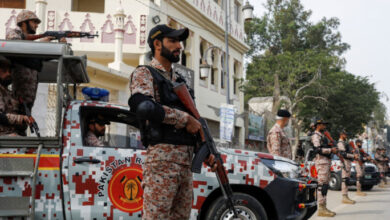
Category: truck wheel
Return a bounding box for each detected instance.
[362,185,374,191]
[205,192,268,220]
[329,173,341,191]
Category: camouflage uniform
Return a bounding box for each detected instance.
[130,58,193,220]
[84,131,104,147]
[0,84,27,136]
[337,140,354,196]
[312,131,332,206]
[266,123,292,159]
[6,28,38,110]
[353,147,367,192]
[375,150,387,185]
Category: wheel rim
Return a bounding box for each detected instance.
[220,206,258,220]
[329,176,336,188]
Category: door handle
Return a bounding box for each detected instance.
[74,157,101,164]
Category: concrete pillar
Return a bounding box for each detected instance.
[108,1,128,71]
[35,0,47,33]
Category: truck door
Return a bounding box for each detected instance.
[67,106,145,219]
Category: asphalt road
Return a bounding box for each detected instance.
[310,179,390,220]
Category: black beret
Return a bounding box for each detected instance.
[277,109,291,118]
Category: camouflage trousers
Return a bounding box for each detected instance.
[315,159,331,205]
[355,162,364,190]
[341,160,352,195]
[142,161,192,220]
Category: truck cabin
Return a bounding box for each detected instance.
[0,40,88,146]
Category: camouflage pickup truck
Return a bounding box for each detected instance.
[0,41,316,220]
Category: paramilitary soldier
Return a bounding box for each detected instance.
[375,146,389,188]
[311,119,338,217]
[0,56,33,136]
[84,114,110,147]
[353,139,368,196]
[6,10,65,112]
[128,24,216,219]
[266,109,292,159]
[337,130,358,204]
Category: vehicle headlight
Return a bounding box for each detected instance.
[262,158,299,179]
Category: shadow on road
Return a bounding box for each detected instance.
[335,210,384,216]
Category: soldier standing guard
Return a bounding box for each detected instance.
[128,24,216,220]
[0,56,32,136]
[311,119,337,217]
[354,139,368,196]
[6,10,65,111]
[337,130,357,204]
[375,146,389,188]
[266,109,292,159]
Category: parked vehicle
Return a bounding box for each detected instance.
[0,41,316,220]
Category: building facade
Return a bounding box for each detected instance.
[0,0,249,146]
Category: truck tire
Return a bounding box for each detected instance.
[204,192,268,220]
[362,185,374,191]
[329,172,341,191]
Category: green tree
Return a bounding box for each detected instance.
[242,0,349,156]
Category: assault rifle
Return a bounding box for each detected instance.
[19,98,40,137]
[349,141,371,167]
[324,131,345,170]
[173,83,239,218]
[25,31,99,41]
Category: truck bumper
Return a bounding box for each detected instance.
[265,177,317,220]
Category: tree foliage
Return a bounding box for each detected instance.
[242,0,384,139]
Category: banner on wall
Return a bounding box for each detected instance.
[220,104,235,142]
[248,113,265,141]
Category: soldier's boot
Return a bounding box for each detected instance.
[356,189,367,196]
[342,195,356,204]
[379,180,386,188]
[317,204,336,217]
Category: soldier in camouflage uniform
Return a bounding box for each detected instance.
[311,119,338,217]
[84,115,110,147]
[266,109,292,159]
[128,24,216,220]
[6,10,64,112]
[337,130,358,204]
[375,146,389,188]
[0,56,32,136]
[353,139,368,196]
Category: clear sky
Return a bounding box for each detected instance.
[248,0,390,114]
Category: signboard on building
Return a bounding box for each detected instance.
[173,63,195,90]
[248,113,265,141]
[220,104,235,142]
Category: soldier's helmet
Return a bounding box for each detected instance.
[16,10,41,27]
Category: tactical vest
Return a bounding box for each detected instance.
[318,134,332,159]
[137,65,197,147]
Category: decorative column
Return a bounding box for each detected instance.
[109,1,128,71]
[35,0,47,33]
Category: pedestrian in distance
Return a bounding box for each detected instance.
[266,109,292,160]
[128,24,217,220]
[337,130,358,204]
[311,119,337,217]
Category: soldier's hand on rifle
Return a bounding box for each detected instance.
[205,154,218,172]
[354,154,359,160]
[40,36,55,42]
[186,115,201,134]
[331,147,338,154]
[59,37,67,43]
